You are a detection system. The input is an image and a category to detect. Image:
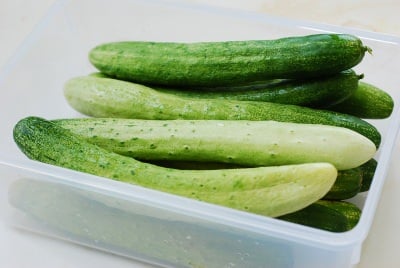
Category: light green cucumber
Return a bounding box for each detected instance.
[328,81,394,119]
[88,34,369,87]
[63,76,381,147]
[13,116,337,217]
[53,118,376,170]
[138,160,367,200]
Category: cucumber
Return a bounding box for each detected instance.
[64,76,381,147]
[278,200,361,232]
[150,70,361,108]
[53,118,376,170]
[13,116,337,217]
[120,160,364,200]
[91,70,360,108]
[322,167,362,200]
[360,158,377,192]
[88,34,369,87]
[327,81,394,119]
[323,159,377,199]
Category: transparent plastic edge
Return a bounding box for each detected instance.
[353,105,400,234]
[0,152,387,251]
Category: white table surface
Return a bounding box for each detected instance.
[1,1,400,267]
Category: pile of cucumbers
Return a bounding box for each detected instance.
[13,33,394,232]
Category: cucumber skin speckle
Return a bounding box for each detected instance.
[53,118,376,170]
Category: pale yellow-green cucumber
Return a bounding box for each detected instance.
[53,118,376,170]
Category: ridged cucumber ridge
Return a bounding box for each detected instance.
[89,34,369,87]
[63,76,382,147]
[13,116,337,217]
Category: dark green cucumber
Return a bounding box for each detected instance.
[324,159,377,199]
[323,167,362,200]
[327,81,394,119]
[359,158,377,192]
[53,118,376,170]
[13,116,337,217]
[89,34,370,87]
[91,70,360,107]
[151,70,361,108]
[64,76,381,147]
[278,200,361,232]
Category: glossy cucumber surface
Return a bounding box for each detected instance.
[89,34,369,87]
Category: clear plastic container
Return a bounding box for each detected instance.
[1,0,399,267]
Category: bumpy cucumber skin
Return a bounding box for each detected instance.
[328,81,394,119]
[278,200,361,232]
[53,118,376,170]
[64,76,381,147]
[89,34,369,87]
[152,70,360,108]
[13,116,337,218]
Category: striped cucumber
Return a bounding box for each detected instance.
[13,116,337,217]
